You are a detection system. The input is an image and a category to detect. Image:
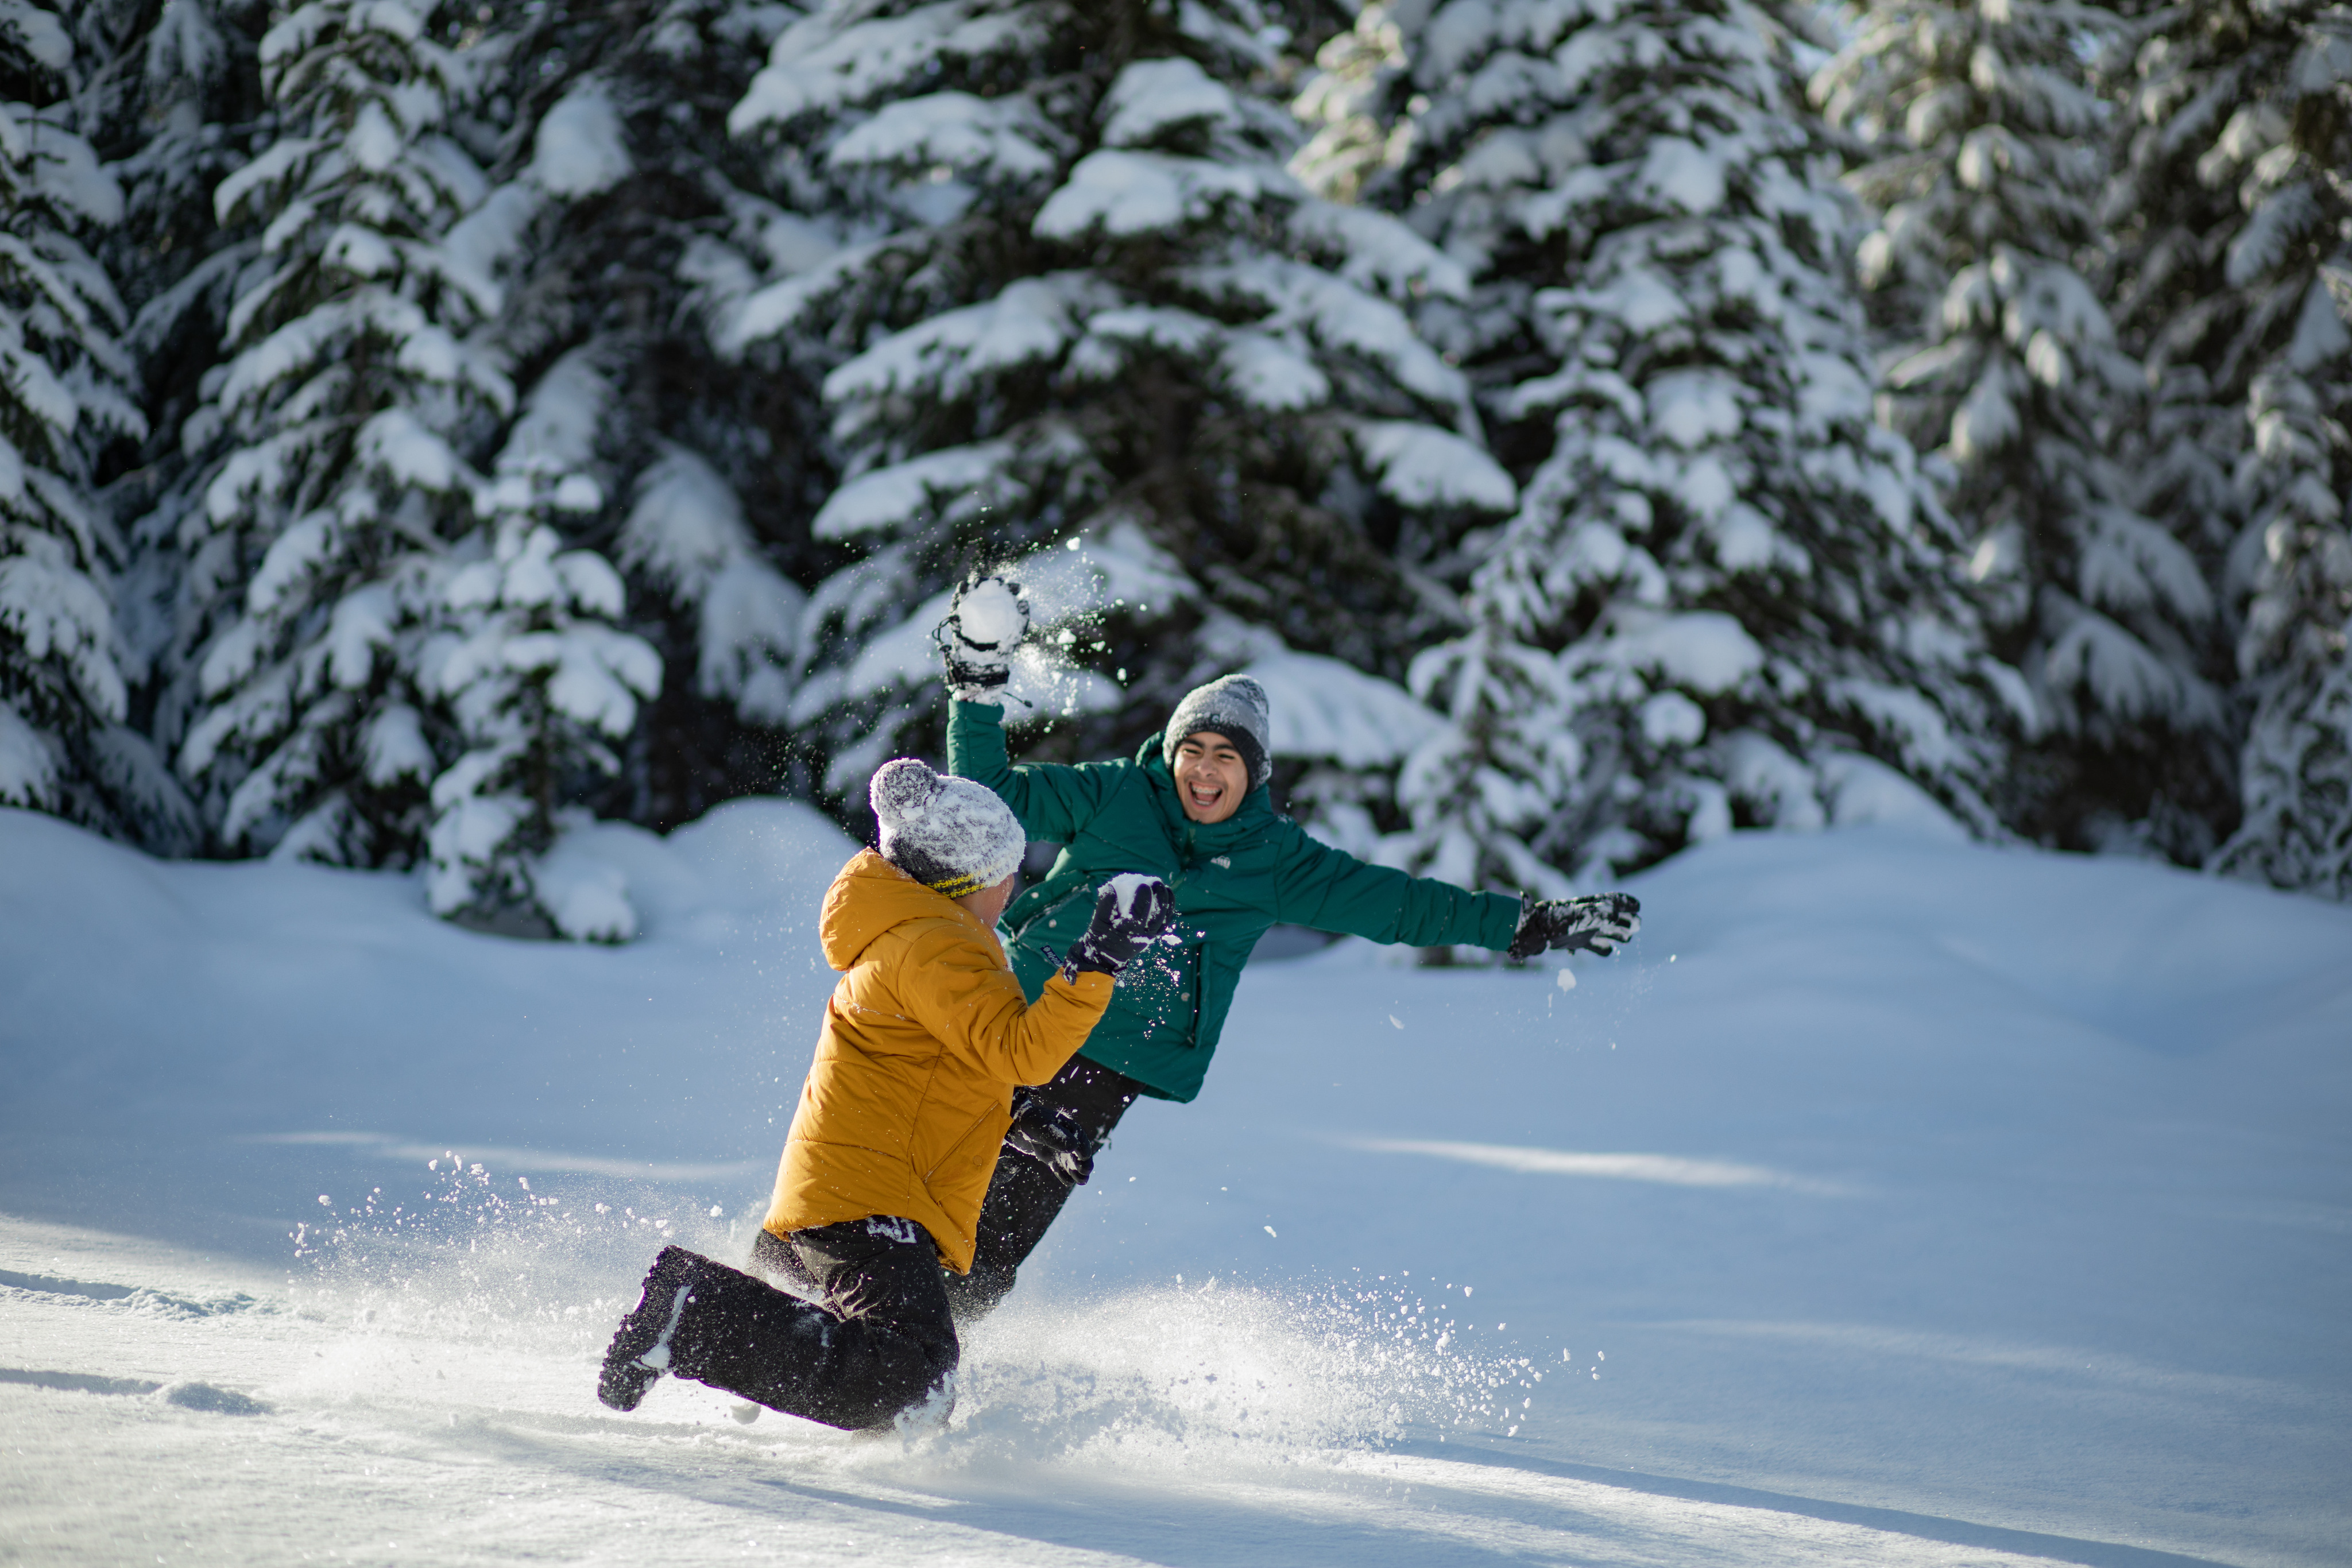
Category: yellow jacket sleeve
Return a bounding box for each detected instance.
[897,920,1113,1086]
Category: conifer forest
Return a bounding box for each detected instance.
[4,0,2347,936]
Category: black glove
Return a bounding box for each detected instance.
[1060,873,1177,981]
[933,574,1029,696]
[1003,1088,1102,1188]
[1507,892,1641,962]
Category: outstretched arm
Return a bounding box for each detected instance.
[1272,832,1640,958]
[1271,833,1523,949]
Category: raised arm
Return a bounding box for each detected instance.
[946,698,1123,843]
[934,574,1126,840]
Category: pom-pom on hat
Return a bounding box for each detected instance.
[869,758,1027,899]
[1163,674,1273,789]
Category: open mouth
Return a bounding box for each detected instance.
[1187,781,1224,810]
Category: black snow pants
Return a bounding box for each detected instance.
[670,1217,958,1431]
[946,1055,1146,1321]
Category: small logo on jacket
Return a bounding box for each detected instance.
[864,1216,920,1245]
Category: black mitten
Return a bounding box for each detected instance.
[1507,892,1641,962]
[933,574,1029,696]
[1060,874,1177,981]
[1003,1088,1102,1188]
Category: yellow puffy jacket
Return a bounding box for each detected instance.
[762,849,1115,1272]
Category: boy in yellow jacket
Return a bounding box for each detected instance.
[596,758,1174,1430]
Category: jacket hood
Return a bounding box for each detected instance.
[821,849,980,970]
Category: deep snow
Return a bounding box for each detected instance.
[1,801,2347,1567]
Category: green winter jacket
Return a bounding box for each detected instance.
[947,698,1521,1102]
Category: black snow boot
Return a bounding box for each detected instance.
[598,1245,705,1411]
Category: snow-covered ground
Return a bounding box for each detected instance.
[2,801,2346,1567]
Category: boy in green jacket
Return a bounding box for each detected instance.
[927,577,1642,1317]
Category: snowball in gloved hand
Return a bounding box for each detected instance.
[1061,874,1177,980]
[954,576,1028,650]
[937,575,1031,700]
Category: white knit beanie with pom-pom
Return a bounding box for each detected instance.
[869,758,1026,898]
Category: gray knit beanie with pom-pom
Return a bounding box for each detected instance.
[869,758,1026,898]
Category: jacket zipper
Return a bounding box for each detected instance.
[1186,944,1202,1041]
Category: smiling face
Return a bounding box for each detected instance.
[1172,731,1251,824]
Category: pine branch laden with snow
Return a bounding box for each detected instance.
[173,0,513,866]
[1289,1,1411,207]
[2105,0,2352,896]
[722,0,1515,797]
[0,3,194,844]
[2096,0,2262,598]
[620,441,807,729]
[1314,0,2017,885]
[1816,0,2236,860]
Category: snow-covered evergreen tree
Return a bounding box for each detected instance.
[51,0,265,855]
[2096,0,2250,624]
[0,1,175,838]
[69,0,268,819]
[719,0,1514,799]
[66,0,269,466]
[2107,0,2352,895]
[1816,0,2227,858]
[175,0,511,864]
[455,0,823,830]
[1294,0,2018,889]
[421,349,662,936]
